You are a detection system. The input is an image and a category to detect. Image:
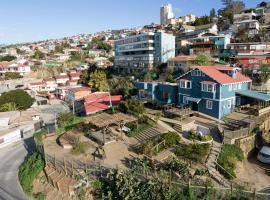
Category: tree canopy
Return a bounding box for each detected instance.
[0,89,34,111]
[32,50,45,60]
[88,70,109,91]
[191,53,213,66]
[0,55,17,62]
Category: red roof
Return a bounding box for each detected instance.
[84,92,123,104]
[192,66,251,84]
[54,75,69,79]
[85,102,109,114]
[69,72,81,77]
[67,87,90,92]
[43,77,55,82]
[169,56,195,62]
[67,79,78,83]
[29,82,44,86]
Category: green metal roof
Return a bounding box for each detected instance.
[236,90,270,101]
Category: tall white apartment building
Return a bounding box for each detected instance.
[160,4,174,25]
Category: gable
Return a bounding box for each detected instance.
[177,68,217,84]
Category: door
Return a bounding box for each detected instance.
[191,102,198,111]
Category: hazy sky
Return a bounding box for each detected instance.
[0,0,263,44]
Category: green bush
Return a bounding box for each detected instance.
[19,152,45,195]
[217,144,244,179]
[33,129,47,145]
[161,132,181,147]
[34,192,46,200]
[118,99,145,116]
[175,144,211,163]
[71,142,89,155]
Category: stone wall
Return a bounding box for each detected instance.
[235,134,256,158]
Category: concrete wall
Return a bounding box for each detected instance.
[235,134,256,158]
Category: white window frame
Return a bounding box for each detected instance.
[228,84,232,91]
[238,83,242,90]
[227,99,232,109]
[201,83,216,92]
[233,83,238,90]
[206,100,213,110]
[183,96,188,104]
[180,80,192,89]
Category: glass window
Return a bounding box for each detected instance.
[238,83,242,90]
[206,100,213,109]
[228,84,232,91]
[183,96,188,104]
[208,84,213,92]
[227,99,231,108]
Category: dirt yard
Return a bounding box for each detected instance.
[235,153,270,190]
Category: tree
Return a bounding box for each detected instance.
[191,53,213,66]
[0,102,18,112]
[0,89,34,111]
[79,63,98,85]
[192,16,211,26]
[32,50,45,60]
[210,8,216,19]
[88,70,108,91]
[0,55,17,61]
[109,77,135,97]
[118,99,145,116]
[3,72,22,80]
[142,72,152,82]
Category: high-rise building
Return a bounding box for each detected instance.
[160,4,174,25]
[114,32,175,74]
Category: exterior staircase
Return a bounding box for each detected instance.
[205,141,231,187]
[173,124,182,133]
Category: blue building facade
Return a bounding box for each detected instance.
[136,66,253,119]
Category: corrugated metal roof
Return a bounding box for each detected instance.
[236,90,270,101]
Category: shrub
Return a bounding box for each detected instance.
[175,144,211,163]
[161,132,181,147]
[118,99,145,116]
[217,144,244,179]
[34,192,46,200]
[19,152,45,195]
[126,122,152,137]
[33,129,47,145]
[71,142,89,155]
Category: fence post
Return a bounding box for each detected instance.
[230,182,233,197]
[188,178,191,191]
[253,188,256,200]
[64,157,67,175]
[54,154,56,169]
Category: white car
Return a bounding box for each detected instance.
[117,126,131,133]
[257,146,270,164]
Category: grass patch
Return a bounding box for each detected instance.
[71,142,89,155]
[217,144,244,179]
[19,152,45,196]
[33,129,47,145]
[161,132,181,147]
[34,192,46,200]
[175,143,211,163]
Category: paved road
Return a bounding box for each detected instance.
[0,137,35,200]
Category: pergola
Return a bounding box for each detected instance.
[84,112,138,145]
[84,113,137,129]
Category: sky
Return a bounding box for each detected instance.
[0,0,264,44]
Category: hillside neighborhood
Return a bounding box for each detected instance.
[1,1,270,200]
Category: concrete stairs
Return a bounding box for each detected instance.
[205,141,231,187]
[173,124,182,133]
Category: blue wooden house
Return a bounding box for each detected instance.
[136,66,270,119]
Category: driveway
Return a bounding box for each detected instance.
[0,136,35,200]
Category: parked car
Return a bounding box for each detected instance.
[257,146,270,164]
[117,126,131,133]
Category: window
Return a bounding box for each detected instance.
[228,84,232,91]
[233,83,238,90]
[180,80,192,89]
[206,100,213,109]
[202,83,215,92]
[238,83,242,90]
[183,96,188,104]
[227,99,232,108]
[191,70,201,76]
